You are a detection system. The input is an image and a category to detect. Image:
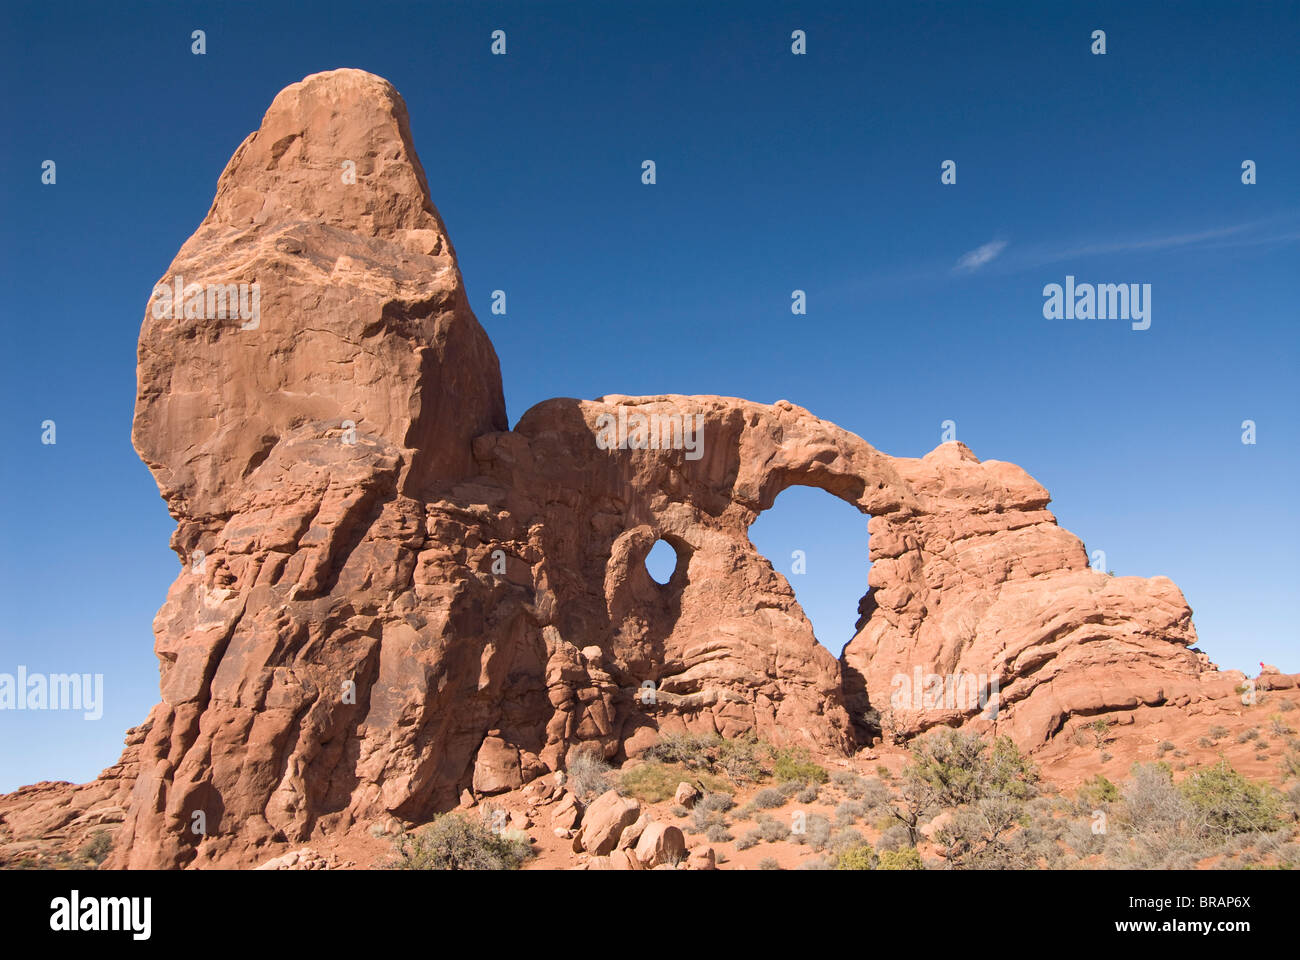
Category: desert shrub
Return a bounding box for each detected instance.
[835,800,865,826]
[1278,699,1296,713]
[691,791,735,833]
[907,730,1038,807]
[642,733,765,782]
[1105,763,1205,868]
[834,841,877,870]
[1281,750,1300,783]
[618,760,679,803]
[858,778,893,811]
[791,813,831,850]
[79,830,112,866]
[715,735,765,782]
[1208,725,1230,739]
[796,856,831,870]
[877,765,894,780]
[1100,751,1113,763]
[1179,761,1281,837]
[935,793,1033,868]
[736,830,762,850]
[386,814,532,870]
[642,732,715,766]
[876,823,912,853]
[670,804,688,818]
[752,786,788,809]
[830,771,862,792]
[1063,816,1106,860]
[1237,728,1260,743]
[1078,774,1120,806]
[1155,740,1176,757]
[705,823,733,843]
[771,747,828,784]
[757,814,790,843]
[1088,718,1114,748]
[1271,714,1295,736]
[698,791,735,814]
[1196,736,1213,748]
[565,744,612,799]
[796,783,821,804]
[877,847,924,870]
[758,857,781,870]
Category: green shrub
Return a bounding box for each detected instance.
[386,814,532,870]
[877,847,924,870]
[618,760,678,802]
[79,830,113,866]
[1078,774,1120,806]
[771,747,828,784]
[1088,718,1114,748]
[1179,761,1281,837]
[834,842,877,870]
[907,729,1038,806]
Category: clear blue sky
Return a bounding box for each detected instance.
[2,1,1296,792]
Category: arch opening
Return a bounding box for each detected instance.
[644,538,680,586]
[746,484,871,657]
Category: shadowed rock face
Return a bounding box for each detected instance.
[0,70,1228,868]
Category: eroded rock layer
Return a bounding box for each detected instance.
[0,69,1249,869]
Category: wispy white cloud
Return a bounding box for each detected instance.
[954,239,1007,273]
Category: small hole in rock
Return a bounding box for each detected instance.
[645,539,678,585]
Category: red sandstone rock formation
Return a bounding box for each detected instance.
[0,69,1282,870]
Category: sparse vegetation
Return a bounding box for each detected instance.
[1089,718,1115,749]
[78,830,112,866]
[834,841,877,870]
[1077,774,1120,806]
[771,746,828,785]
[1179,761,1281,838]
[751,786,788,809]
[386,814,532,870]
[877,847,924,870]
[565,744,612,799]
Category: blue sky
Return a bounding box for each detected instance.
[1,0,1297,791]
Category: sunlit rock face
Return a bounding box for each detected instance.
[0,70,1216,869]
